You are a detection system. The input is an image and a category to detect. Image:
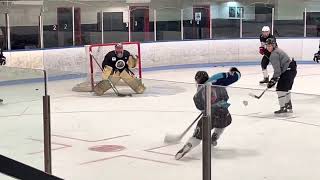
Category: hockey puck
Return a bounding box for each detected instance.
[35,89,39,91]
[242,100,248,106]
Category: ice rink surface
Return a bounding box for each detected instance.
[1,64,320,180]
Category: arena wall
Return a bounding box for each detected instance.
[3,38,318,76]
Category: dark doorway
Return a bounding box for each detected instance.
[130,6,150,42]
[184,5,210,39]
[57,7,81,46]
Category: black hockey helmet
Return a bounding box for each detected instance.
[266,38,277,48]
[195,71,209,84]
[266,38,278,49]
[230,67,241,76]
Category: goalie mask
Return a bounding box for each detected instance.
[115,43,124,58]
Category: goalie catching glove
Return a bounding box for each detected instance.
[267,77,279,88]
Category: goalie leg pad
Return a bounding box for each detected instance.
[102,65,113,80]
[94,80,109,96]
[94,76,121,96]
[120,70,145,94]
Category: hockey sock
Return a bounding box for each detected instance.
[277,91,287,108]
[262,69,269,78]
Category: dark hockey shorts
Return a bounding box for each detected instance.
[276,61,297,92]
[261,55,270,70]
[193,108,232,140]
[261,52,270,70]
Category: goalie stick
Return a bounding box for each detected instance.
[90,52,132,97]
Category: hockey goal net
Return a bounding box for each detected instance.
[73,42,142,92]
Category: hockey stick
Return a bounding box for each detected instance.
[164,113,203,143]
[248,88,268,99]
[90,52,132,97]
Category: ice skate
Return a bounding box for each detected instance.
[285,101,293,113]
[274,107,288,114]
[211,133,218,147]
[175,143,192,160]
[259,76,269,84]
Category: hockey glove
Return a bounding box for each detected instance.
[0,54,6,65]
[215,100,231,108]
[267,77,278,89]
[259,47,265,55]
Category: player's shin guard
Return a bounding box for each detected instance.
[285,92,293,112]
[175,137,200,160]
[120,70,145,94]
[260,69,269,84]
[275,91,288,114]
[94,76,121,96]
[263,69,269,78]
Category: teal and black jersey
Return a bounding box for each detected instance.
[207,71,241,86]
[193,71,240,111]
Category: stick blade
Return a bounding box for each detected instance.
[248,92,259,99]
[164,133,182,144]
[117,93,132,97]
